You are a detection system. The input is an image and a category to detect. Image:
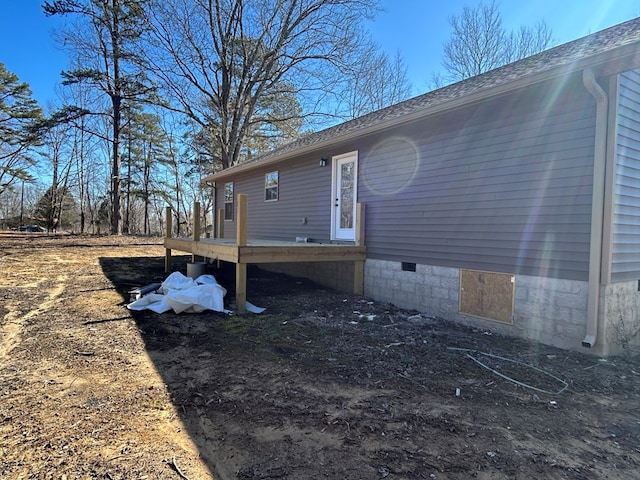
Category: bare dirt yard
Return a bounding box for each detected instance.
[1,233,640,480]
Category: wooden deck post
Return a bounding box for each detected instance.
[192,202,202,263]
[236,194,248,312]
[236,194,248,247]
[217,208,224,239]
[193,202,201,242]
[215,208,224,268]
[355,203,366,247]
[164,206,172,273]
[353,203,366,295]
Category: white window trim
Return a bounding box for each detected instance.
[330,151,358,241]
[265,171,279,202]
[224,182,234,221]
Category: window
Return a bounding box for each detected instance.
[265,171,278,201]
[224,182,234,220]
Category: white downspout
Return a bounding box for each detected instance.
[582,68,608,348]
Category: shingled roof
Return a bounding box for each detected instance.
[206,16,640,182]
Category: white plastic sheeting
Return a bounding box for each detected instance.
[127,272,227,314]
[126,271,266,314]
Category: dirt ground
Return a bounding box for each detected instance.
[1,233,640,480]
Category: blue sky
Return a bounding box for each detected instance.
[369,0,640,92]
[1,0,639,107]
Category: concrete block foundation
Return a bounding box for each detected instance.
[603,280,640,356]
[364,259,592,353]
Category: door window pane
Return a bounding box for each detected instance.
[340,162,354,229]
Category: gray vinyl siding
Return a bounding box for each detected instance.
[215,75,596,281]
[216,155,334,241]
[612,70,640,282]
[359,76,596,281]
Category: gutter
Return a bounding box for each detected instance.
[581,67,609,348]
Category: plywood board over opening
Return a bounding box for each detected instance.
[459,269,515,324]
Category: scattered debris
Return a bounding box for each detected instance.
[448,347,569,395]
[74,351,95,356]
[127,283,161,302]
[165,456,191,480]
[245,301,266,314]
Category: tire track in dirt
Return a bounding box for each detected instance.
[1,235,217,479]
[0,273,67,360]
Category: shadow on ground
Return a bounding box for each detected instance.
[99,255,640,480]
[99,255,357,479]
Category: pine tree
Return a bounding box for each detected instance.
[0,63,44,196]
[34,185,78,231]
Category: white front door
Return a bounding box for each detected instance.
[331,151,358,241]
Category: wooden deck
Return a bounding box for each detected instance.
[164,194,366,312]
[165,237,366,264]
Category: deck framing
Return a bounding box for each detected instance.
[164,195,366,312]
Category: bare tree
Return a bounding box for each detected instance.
[505,22,553,63]
[65,86,103,233]
[442,1,553,82]
[37,122,75,231]
[57,78,113,234]
[339,43,413,120]
[142,0,379,171]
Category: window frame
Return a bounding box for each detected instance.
[224,182,234,221]
[264,171,279,202]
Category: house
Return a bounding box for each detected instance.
[201,18,640,356]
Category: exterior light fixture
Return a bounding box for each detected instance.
[319,157,328,167]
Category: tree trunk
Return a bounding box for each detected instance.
[110,94,122,235]
[110,0,122,235]
[124,135,131,234]
[143,142,150,235]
